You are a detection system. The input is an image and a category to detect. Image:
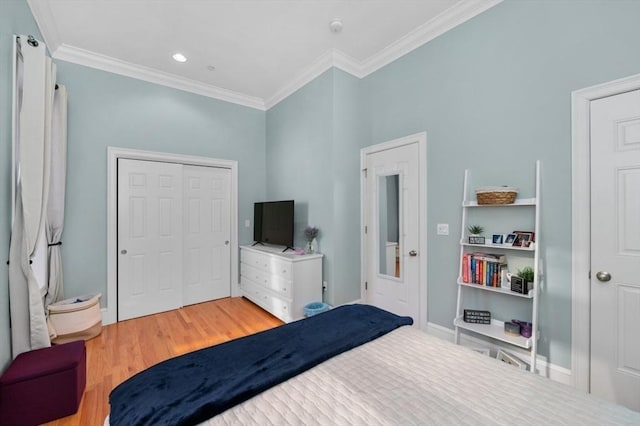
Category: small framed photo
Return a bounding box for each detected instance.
[504,233,517,245]
[469,235,485,244]
[492,234,504,245]
[513,231,535,242]
[510,275,525,293]
[513,234,531,247]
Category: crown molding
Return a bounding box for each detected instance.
[264,49,363,110]
[332,49,366,79]
[359,0,503,76]
[27,0,264,109]
[27,0,501,110]
[53,44,266,110]
[27,0,61,53]
[266,0,501,108]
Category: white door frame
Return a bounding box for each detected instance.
[360,132,427,330]
[106,147,239,324]
[571,72,640,392]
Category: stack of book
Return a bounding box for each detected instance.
[461,252,506,287]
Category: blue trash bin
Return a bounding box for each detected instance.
[304,302,330,317]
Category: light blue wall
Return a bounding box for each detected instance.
[266,69,365,305]
[56,61,266,304]
[0,0,43,372]
[265,70,335,301]
[362,0,640,368]
[331,70,367,303]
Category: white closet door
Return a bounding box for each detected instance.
[118,159,183,321]
[183,165,231,305]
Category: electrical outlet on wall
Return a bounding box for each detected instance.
[245,219,251,228]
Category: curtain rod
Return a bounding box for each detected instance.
[16,34,40,47]
[16,35,58,90]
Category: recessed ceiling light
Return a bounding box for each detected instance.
[172,53,187,63]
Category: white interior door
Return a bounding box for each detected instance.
[590,89,640,411]
[364,143,420,322]
[118,159,183,321]
[183,165,231,305]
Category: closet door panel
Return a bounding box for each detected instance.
[183,165,231,305]
[118,159,183,320]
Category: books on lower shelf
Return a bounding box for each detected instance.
[461,252,506,287]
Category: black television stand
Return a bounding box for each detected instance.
[282,246,294,253]
[251,241,264,247]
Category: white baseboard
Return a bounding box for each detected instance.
[426,322,572,386]
[101,307,115,326]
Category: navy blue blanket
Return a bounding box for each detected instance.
[109,304,412,426]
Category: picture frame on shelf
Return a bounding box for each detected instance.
[492,234,504,244]
[504,233,517,245]
[512,233,531,247]
[510,275,533,294]
[468,235,485,244]
[513,231,535,242]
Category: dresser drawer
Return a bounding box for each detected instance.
[241,249,292,279]
[241,249,269,270]
[262,294,292,323]
[241,280,292,323]
[241,278,264,302]
[240,263,291,299]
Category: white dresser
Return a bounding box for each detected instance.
[240,245,323,322]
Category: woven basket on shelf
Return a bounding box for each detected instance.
[475,186,518,205]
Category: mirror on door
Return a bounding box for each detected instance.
[378,174,401,278]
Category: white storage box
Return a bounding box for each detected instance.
[47,293,102,344]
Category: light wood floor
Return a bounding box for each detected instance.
[45,297,283,426]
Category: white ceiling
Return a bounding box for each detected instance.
[28,0,501,110]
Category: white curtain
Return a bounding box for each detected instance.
[9,35,58,357]
[45,85,67,313]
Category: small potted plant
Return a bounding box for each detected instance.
[304,225,319,254]
[467,224,485,244]
[517,266,535,285]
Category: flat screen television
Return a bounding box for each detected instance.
[253,200,294,251]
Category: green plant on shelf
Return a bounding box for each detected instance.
[517,266,535,283]
[467,224,484,235]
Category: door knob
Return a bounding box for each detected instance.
[596,271,611,282]
[225,240,229,245]
[409,250,418,257]
[120,249,127,255]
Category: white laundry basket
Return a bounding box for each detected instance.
[47,293,102,344]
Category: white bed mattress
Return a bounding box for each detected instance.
[206,326,639,425]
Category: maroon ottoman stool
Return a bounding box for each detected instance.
[0,340,86,426]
